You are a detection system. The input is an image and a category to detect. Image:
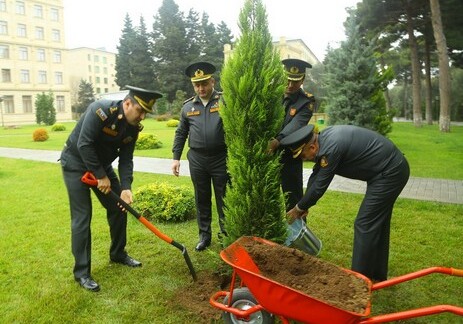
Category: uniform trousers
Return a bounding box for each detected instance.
[187,148,228,240]
[281,151,303,211]
[62,167,128,279]
[352,155,410,281]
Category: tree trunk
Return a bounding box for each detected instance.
[424,36,433,125]
[429,0,451,132]
[405,5,422,127]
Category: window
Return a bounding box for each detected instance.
[17,24,26,37]
[22,96,32,113]
[0,45,9,59]
[3,96,14,113]
[33,5,43,18]
[38,70,47,84]
[93,55,99,63]
[18,46,28,60]
[37,48,45,61]
[103,77,108,84]
[95,76,100,84]
[15,1,25,15]
[0,21,7,35]
[0,0,6,12]
[51,29,60,41]
[35,26,44,40]
[96,88,101,94]
[94,66,100,73]
[53,50,61,63]
[1,69,11,82]
[103,67,108,74]
[20,69,29,83]
[50,8,59,21]
[88,65,92,72]
[54,72,63,84]
[56,96,65,112]
[102,57,107,64]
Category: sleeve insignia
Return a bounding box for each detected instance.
[96,108,108,121]
[289,108,296,116]
[320,156,329,168]
[110,107,118,114]
[122,136,133,144]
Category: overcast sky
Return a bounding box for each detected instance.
[63,0,360,61]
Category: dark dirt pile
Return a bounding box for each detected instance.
[242,239,370,314]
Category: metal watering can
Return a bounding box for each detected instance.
[285,218,322,256]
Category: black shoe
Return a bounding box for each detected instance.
[195,239,211,251]
[75,276,100,292]
[111,255,142,267]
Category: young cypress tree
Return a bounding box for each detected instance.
[221,0,288,246]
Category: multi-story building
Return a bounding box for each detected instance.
[0,0,118,126]
[0,0,72,126]
[67,47,119,108]
[224,37,321,67]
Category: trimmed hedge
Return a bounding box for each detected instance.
[32,128,49,142]
[132,182,195,223]
[135,133,162,150]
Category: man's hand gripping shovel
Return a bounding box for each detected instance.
[81,171,197,281]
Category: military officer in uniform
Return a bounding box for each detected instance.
[281,124,410,282]
[60,85,162,292]
[268,58,315,211]
[171,62,228,252]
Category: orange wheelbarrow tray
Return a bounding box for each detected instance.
[209,236,463,324]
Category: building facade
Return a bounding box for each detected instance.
[0,0,118,126]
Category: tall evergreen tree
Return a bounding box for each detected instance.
[221,0,287,246]
[184,9,201,65]
[151,0,190,101]
[115,14,137,88]
[323,11,393,135]
[129,16,157,89]
[72,80,95,118]
[35,91,55,125]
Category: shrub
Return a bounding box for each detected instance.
[156,114,170,121]
[32,128,49,142]
[135,133,162,150]
[51,124,66,131]
[132,183,195,222]
[166,119,179,127]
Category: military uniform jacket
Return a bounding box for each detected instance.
[60,99,141,190]
[276,88,315,142]
[172,90,225,160]
[298,125,405,210]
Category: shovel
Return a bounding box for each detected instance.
[81,171,197,281]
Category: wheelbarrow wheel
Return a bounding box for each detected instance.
[222,287,274,324]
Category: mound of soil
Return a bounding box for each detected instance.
[172,239,370,322]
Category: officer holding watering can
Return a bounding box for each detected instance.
[281,124,409,282]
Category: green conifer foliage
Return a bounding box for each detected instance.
[220,0,288,246]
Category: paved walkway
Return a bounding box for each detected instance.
[1,147,462,205]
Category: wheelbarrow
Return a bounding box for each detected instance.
[210,236,463,324]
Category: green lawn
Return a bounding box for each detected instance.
[1,120,462,179]
[1,158,462,323]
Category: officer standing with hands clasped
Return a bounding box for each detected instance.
[60,85,162,292]
[280,124,410,282]
[172,62,229,252]
[268,58,315,211]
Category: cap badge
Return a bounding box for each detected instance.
[290,66,300,74]
[194,69,205,78]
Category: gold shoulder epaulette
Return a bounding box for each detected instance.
[183,96,195,104]
[304,91,314,99]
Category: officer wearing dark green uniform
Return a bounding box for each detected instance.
[281,125,410,282]
[172,62,228,252]
[60,85,162,292]
[268,58,315,211]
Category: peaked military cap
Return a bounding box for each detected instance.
[280,124,315,158]
[185,62,216,82]
[124,85,163,113]
[282,58,312,81]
